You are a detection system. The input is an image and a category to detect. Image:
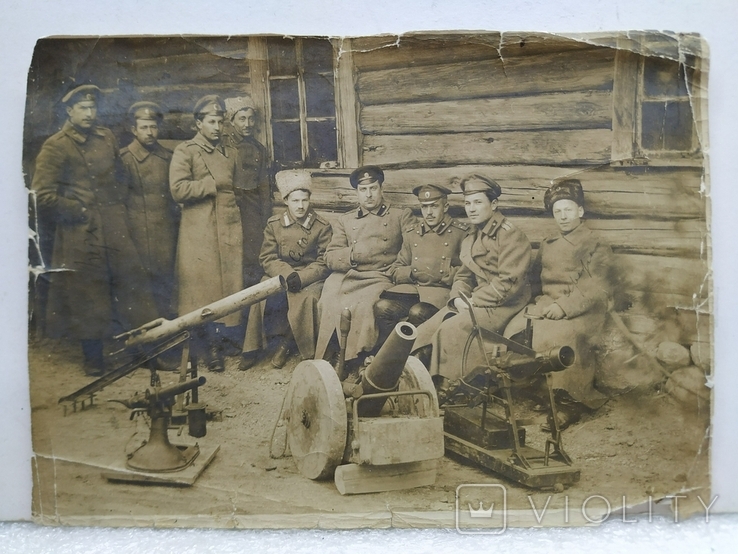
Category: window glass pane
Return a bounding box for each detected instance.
[307,120,337,166]
[641,100,693,151]
[304,73,336,118]
[302,38,334,73]
[643,57,689,98]
[269,78,300,120]
[268,38,297,76]
[272,121,302,164]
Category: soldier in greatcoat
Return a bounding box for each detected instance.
[505,179,611,428]
[373,184,469,348]
[169,95,244,372]
[31,85,157,375]
[224,96,271,288]
[314,166,415,368]
[241,170,332,369]
[413,175,532,380]
[121,101,178,319]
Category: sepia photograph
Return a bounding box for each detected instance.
[24,31,713,530]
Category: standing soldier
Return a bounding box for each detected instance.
[373,184,469,349]
[169,95,243,372]
[314,166,415,370]
[31,84,157,375]
[241,170,332,369]
[121,101,178,320]
[224,96,271,288]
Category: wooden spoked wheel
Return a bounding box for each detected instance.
[286,359,347,480]
[381,356,440,418]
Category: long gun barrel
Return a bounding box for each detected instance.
[114,275,286,350]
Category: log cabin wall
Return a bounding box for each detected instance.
[295,33,709,343]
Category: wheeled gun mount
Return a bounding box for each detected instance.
[439,294,580,490]
[116,377,206,472]
[58,276,287,410]
[284,320,444,495]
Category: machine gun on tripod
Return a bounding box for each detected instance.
[439,293,580,490]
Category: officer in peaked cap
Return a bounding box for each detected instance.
[374,183,469,351]
[315,165,415,367]
[121,101,178,328]
[169,94,243,372]
[223,95,272,290]
[412,173,533,381]
[32,84,158,376]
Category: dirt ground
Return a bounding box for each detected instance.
[29,337,711,529]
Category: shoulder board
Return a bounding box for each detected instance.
[404,222,417,233]
[500,220,512,231]
[266,214,281,224]
[450,219,470,231]
[120,146,131,155]
[313,212,330,226]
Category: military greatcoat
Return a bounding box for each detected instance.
[505,222,611,408]
[121,139,178,318]
[315,203,415,361]
[387,214,469,309]
[414,210,532,380]
[243,209,332,359]
[169,132,243,326]
[226,132,271,286]
[32,121,157,339]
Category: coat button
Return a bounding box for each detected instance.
[444,242,448,246]
[353,240,357,243]
[383,223,387,226]
[439,269,444,273]
[352,227,356,230]
[413,268,417,272]
[442,256,446,259]
[414,243,417,247]
[414,257,418,260]
[383,238,387,241]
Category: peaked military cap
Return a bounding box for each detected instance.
[413,184,452,204]
[193,95,225,118]
[349,166,384,188]
[128,101,163,122]
[62,84,101,106]
[459,174,502,200]
[544,179,585,212]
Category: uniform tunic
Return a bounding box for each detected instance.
[243,209,332,359]
[505,222,611,408]
[226,132,271,286]
[315,203,415,361]
[414,211,532,380]
[387,214,469,309]
[169,132,243,326]
[121,139,178,318]
[32,121,157,339]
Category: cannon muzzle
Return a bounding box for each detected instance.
[504,345,576,381]
[357,321,418,417]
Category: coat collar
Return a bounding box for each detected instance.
[478,210,507,238]
[282,209,318,230]
[546,221,590,245]
[62,120,107,144]
[418,213,453,236]
[127,139,169,162]
[191,132,227,155]
[356,202,390,219]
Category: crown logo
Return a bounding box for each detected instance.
[468,501,494,518]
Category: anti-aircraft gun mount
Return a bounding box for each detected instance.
[277,310,444,495]
[439,293,580,490]
[57,276,286,485]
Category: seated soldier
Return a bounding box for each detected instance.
[373,184,469,349]
[240,171,332,369]
[412,175,532,380]
[505,179,611,429]
[314,166,415,369]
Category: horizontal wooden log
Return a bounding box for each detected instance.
[350,33,595,71]
[357,47,615,105]
[360,91,613,135]
[278,165,705,219]
[361,129,613,167]
[134,83,253,114]
[124,52,250,85]
[615,254,709,298]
